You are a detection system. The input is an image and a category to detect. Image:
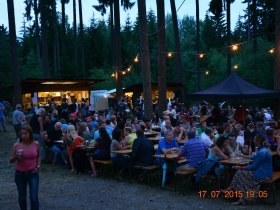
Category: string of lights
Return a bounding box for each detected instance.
[111,37,275,79]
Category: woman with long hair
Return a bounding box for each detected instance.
[110,128,130,180]
[10,125,40,210]
[222,134,272,205]
[89,127,111,177]
[63,124,83,172]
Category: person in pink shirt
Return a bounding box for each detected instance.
[10,125,40,210]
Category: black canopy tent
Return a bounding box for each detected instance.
[186,72,280,100]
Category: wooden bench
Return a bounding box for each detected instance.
[262,171,280,204]
[93,160,113,165]
[175,169,197,194]
[93,160,114,178]
[141,165,161,186]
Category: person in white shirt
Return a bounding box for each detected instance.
[200,128,214,149]
[263,109,272,121]
[235,124,245,147]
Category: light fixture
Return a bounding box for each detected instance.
[167,52,172,58]
[111,73,115,77]
[122,71,126,75]
[205,71,209,75]
[134,56,139,63]
[199,54,205,59]
[234,65,238,70]
[269,48,275,54]
[232,45,238,51]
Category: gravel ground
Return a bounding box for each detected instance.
[0,125,279,210]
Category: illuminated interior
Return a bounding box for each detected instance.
[22,91,89,108]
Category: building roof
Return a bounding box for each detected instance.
[21,78,104,93]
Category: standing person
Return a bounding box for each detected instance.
[0,101,7,132]
[13,104,26,139]
[30,108,46,161]
[9,125,40,210]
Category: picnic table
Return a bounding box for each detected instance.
[144,131,160,138]
[218,158,252,166]
[148,136,163,141]
[112,149,132,154]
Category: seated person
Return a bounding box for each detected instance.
[110,128,130,180]
[225,133,237,155]
[131,117,141,132]
[156,130,179,161]
[94,121,112,141]
[197,121,208,136]
[173,125,185,143]
[78,122,91,140]
[207,136,229,176]
[223,123,232,138]
[177,131,207,172]
[123,127,137,146]
[161,120,173,137]
[265,128,279,151]
[223,134,272,205]
[46,122,68,167]
[131,129,154,166]
[89,127,111,177]
[156,130,179,185]
[124,119,133,129]
[243,122,257,154]
[63,125,83,173]
[200,128,214,149]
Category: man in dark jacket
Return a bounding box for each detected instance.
[131,129,154,166]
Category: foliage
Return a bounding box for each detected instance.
[0,1,276,102]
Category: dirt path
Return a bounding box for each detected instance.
[0,125,278,210]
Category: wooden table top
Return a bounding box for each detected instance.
[112,149,132,154]
[219,158,252,166]
[153,153,179,160]
[149,136,164,141]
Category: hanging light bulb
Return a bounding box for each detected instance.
[167,52,172,58]
[199,54,205,59]
[205,71,209,75]
[111,73,115,77]
[269,48,275,54]
[134,55,139,63]
[127,66,131,72]
[232,45,238,51]
[122,71,126,75]
[233,65,238,70]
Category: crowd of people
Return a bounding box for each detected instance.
[7,97,280,208]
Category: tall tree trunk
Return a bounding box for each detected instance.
[40,0,50,78]
[252,0,257,52]
[61,0,66,74]
[157,0,166,115]
[110,2,115,70]
[114,0,123,99]
[73,0,78,72]
[7,0,22,104]
[226,0,231,75]
[78,0,85,77]
[195,0,201,90]
[247,0,251,41]
[170,0,184,98]
[137,0,153,120]
[274,0,280,118]
[34,0,40,65]
[53,0,60,78]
